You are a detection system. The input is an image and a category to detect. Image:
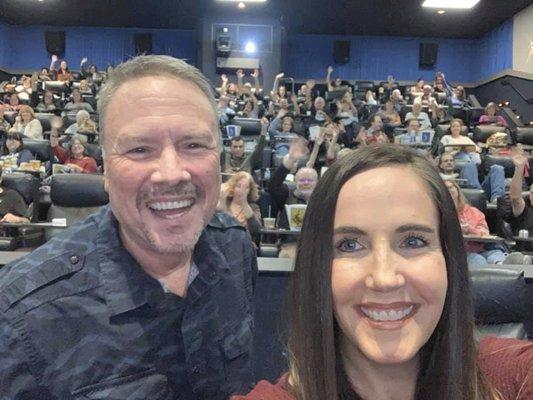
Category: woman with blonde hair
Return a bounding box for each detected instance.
[219,171,262,244]
[10,105,43,139]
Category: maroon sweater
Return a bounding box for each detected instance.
[234,337,532,400]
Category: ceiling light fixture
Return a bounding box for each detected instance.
[437,10,446,14]
[422,0,480,9]
[217,0,267,3]
[238,2,246,8]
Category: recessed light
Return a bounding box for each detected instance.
[437,10,446,14]
[238,1,246,8]
[422,0,480,9]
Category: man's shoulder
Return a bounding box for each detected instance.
[0,210,104,314]
[207,212,248,233]
[203,212,255,259]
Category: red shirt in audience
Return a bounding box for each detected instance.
[53,145,98,174]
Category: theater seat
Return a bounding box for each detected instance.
[481,154,514,178]
[470,265,532,339]
[45,174,108,240]
[229,117,262,137]
[473,125,505,144]
[35,113,54,134]
[516,127,533,145]
[22,138,52,162]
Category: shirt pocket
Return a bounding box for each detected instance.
[71,368,175,400]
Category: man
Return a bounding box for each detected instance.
[398,118,422,144]
[439,152,505,202]
[0,55,257,399]
[222,117,268,174]
[509,150,533,233]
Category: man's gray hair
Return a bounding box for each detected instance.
[97,55,219,139]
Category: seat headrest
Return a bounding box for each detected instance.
[517,127,533,145]
[50,174,109,207]
[2,173,39,205]
[230,118,262,136]
[22,139,52,162]
[470,266,531,325]
[481,154,515,178]
[462,188,487,215]
[473,125,504,143]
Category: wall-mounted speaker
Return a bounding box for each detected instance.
[134,33,153,55]
[419,43,438,67]
[333,40,350,64]
[45,31,65,55]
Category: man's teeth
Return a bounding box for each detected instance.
[360,306,414,322]
[148,200,193,211]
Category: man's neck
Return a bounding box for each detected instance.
[119,227,193,296]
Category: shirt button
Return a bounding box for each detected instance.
[69,255,80,265]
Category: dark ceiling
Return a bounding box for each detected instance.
[0,0,531,39]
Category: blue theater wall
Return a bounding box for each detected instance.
[0,24,196,71]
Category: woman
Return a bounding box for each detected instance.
[50,55,72,83]
[479,102,507,128]
[5,93,23,111]
[0,105,12,132]
[218,171,262,244]
[35,90,58,112]
[440,118,479,161]
[1,131,34,166]
[445,180,506,266]
[10,105,43,139]
[410,78,424,97]
[234,144,532,400]
[51,133,98,174]
[269,116,300,157]
[380,100,402,128]
[364,90,377,105]
[63,88,94,114]
[65,110,97,135]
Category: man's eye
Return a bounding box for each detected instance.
[127,147,148,155]
[336,238,363,253]
[400,235,429,249]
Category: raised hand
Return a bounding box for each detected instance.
[260,117,269,134]
[221,74,228,83]
[327,66,333,74]
[275,72,285,80]
[81,57,88,65]
[288,137,309,165]
[251,69,259,78]
[236,69,244,79]
[51,54,58,62]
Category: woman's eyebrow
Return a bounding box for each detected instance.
[396,224,435,234]
[333,226,366,236]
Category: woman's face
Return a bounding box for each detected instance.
[233,177,250,199]
[278,86,286,97]
[243,101,253,113]
[282,118,292,132]
[44,91,54,104]
[10,95,19,106]
[89,65,96,74]
[72,91,82,103]
[227,83,237,94]
[331,166,447,366]
[41,68,48,74]
[5,136,21,153]
[20,109,32,123]
[60,60,68,70]
[71,139,85,157]
[486,105,496,117]
[450,121,461,136]
[343,91,352,102]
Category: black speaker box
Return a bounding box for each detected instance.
[333,40,350,64]
[134,33,152,55]
[419,43,438,67]
[45,31,65,55]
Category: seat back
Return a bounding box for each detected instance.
[462,188,487,215]
[22,138,52,162]
[34,113,54,133]
[473,125,505,143]
[470,265,532,339]
[230,117,262,137]
[46,174,108,239]
[481,154,514,178]
[517,127,533,145]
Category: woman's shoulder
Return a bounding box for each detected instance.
[478,336,533,399]
[231,375,294,400]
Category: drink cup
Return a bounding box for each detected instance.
[263,218,276,229]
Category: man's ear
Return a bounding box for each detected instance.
[103,165,109,193]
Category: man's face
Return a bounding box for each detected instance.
[371,116,383,129]
[314,98,325,111]
[413,103,422,114]
[230,139,245,158]
[295,168,317,198]
[439,154,455,174]
[103,75,220,255]
[279,98,289,109]
[408,120,420,133]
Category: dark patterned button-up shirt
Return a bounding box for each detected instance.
[0,205,257,399]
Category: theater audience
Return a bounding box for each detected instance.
[80,57,103,85]
[404,100,432,130]
[365,90,378,105]
[14,76,32,102]
[234,144,533,400]
[271,72,288,103]
[237,94,259,118]
[63,88,94,114]
[38,67,52,81]
[479,102,508,127]
[445,180,507,266]
[419,84,435,106]
[440,118,479,158]
[222,117,268,173]
[65,110,98,135]
[379,100,402,128]
[217,95,236,125]
[326,66,343,92]
[218,171,262,244]
[5,93,23,111]
[50,133,98,173]
[509,148,533,235]
[410,78,425,97]
[0,106,12,132]
[10,105,43,139]
[1,131,34,166]
[35,89,59,112]
[236,69,261,99]
[0,167,30,224]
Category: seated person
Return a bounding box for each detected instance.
[222,117,268,173]
[397,118,429,145]
[237,93,259,119]
[509,148,533,236]
[430,103,450,127]
[50,133,98,174]
[217,95,236,126]
[38,67,52,82]
[50,55,72,82]
[390,89,405,112]
[410,77,425,97]
[0,168,30,224]
[234,144,533,400]
[445,180,506,266]
[78,79,93,95]
[9,105,43,140]
[65,110,98,135]
[270,72,288,103]
[379,100,402,128]
[35,90,59,113]
[450,85,466,106]
[5,94,23,112]
[14,76,33,102]
[62,88,94,115]
[335,96,358,127]
[419,84,436,106]
[218,171,262,245]
[364,90,378,106]
[269,115,300,156]
[0,131,34,166]
[0,105,12,132]
[439,152,505,202]
[309,97,330,125]
[326,66,345,92]
[440,118,479,159]
[404,100,432,130]
[479,102,507,127]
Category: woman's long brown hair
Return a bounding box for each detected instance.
[287,144,495,400]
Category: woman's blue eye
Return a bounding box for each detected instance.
[337,239,363,252]
[401,236,428,249]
